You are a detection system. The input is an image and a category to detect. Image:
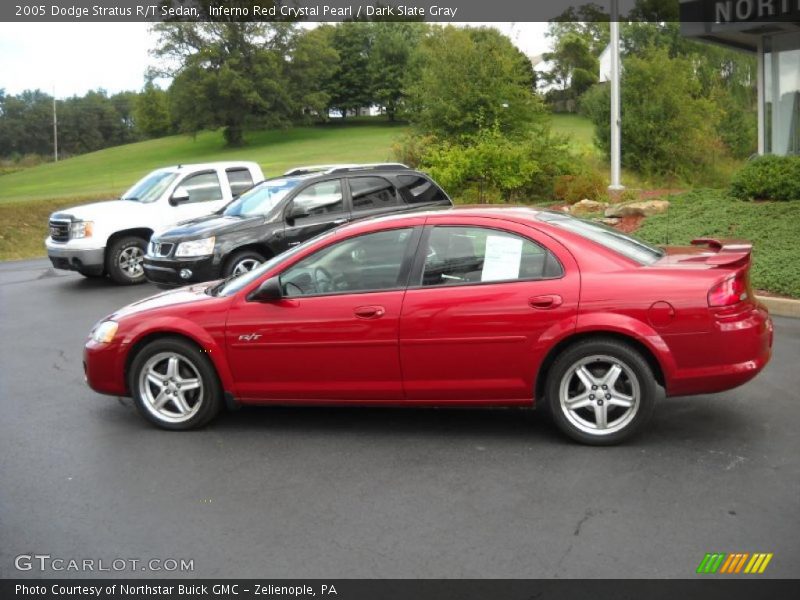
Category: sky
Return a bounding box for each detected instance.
[0,22,551,98]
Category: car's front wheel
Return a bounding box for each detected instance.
[546,338,657,445]
[106,236,147,285]
[129,337,223,430]
[224,250,266,278]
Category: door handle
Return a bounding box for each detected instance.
[529,294,563,309]
[354,305,385,319]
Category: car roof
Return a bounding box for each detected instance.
[348,205,556,226]
[160,161,261,173]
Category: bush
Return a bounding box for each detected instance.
[554,170,607,204]
[397,123,575,202]
[730,155,800,201]
[581,48,725,182]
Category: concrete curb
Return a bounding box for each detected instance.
[756,295,800,318]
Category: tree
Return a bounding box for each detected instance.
[286,25,339,122]
[582,48,723,179]
[325,22,374,118]
[368,22,425,121]
[152,22,296,145]
[135,79,172,138]
[405,26,545,140]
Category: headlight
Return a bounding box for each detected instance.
[175,237,215,257]
[70,221,93,238]
[91,321,118,344]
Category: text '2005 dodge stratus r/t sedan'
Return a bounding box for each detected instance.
[84,207,773,445]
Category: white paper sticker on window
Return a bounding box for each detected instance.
[481,235,523,282]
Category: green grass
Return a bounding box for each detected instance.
[0,122,407,204]
[636,189,800,298]
[550,113,596,153]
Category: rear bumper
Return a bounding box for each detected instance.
[47,243,105,275]
[666,305,773,397]
[143,256,221,287]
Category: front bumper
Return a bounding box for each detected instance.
[84,339,128,396]
[46,241,105,275]
[143,255,221,287]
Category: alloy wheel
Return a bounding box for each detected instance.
[137,352,204,424]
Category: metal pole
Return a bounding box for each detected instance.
[608,0,623,191]
[52,88,58,162]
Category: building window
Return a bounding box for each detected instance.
[765,33,800,155]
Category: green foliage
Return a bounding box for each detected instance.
[542,31,600,109]
[368,23,424,121]
[636,189,800,297]
[286,26,339,121]
[135,80,172,138]
[553,170,607,204]
[730,155,800,201]
[324,22,373,118]
[582,48,724,181]
[405,26,544,140]
[399,123,575,202]
[153,22,296,146]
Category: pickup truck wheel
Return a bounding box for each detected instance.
[106,236,147,285]
[224,250,266,278]
[129,337,223,430]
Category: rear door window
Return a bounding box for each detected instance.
[226,168,255,197]
[178,171,224,203]
[349,176,400,212]
[397,175,450,205]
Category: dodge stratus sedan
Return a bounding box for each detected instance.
[84,207,773,444]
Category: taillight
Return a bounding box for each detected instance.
[708,272,748,307]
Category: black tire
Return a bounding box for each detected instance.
[223,249,266,278]
[106,236,147,285]
[545,338,657,445]
[128,337,223,430]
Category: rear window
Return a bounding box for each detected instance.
[541,212,664,265]
[227,168,255,197]
[397,175,450,205]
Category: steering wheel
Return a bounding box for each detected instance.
[314,266,334,293]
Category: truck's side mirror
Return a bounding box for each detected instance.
[169,187,190,206]
[248,276,283,302]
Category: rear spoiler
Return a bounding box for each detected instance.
[690,238,752,266]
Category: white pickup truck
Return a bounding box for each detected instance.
[46,162,264,284]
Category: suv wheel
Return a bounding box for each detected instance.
[106,236,147,285]
[129,337,223,430]
[546,338,657,445]
[224,250,266,277]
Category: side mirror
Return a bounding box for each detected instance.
[248,276,283,302]
[287,203,309,222]
[169,187,190,206]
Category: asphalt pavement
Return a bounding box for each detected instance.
[1,259,798,578]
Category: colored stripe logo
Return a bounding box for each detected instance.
[696,553,773,574]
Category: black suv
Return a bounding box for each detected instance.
[143,164,452,286]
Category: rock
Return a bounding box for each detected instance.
[569,198,607,216]
[596,217,621,226]
[604,199,670,218]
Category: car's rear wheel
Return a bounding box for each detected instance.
[106,236,147,285]
[546,339,656,445]
[224,250,266,278]
[129,337,223,430]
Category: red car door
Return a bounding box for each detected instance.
[399,217,580,403]
[225,227,421,402]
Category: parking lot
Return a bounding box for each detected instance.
[1,258,798,579]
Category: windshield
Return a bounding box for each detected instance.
[122,171,179,203]
[223,178,302,217]
[213,230,337,297]
[541,212,665,265]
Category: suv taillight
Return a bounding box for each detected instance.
[708,272,748,307]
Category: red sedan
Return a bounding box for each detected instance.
[84,207,773,444]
